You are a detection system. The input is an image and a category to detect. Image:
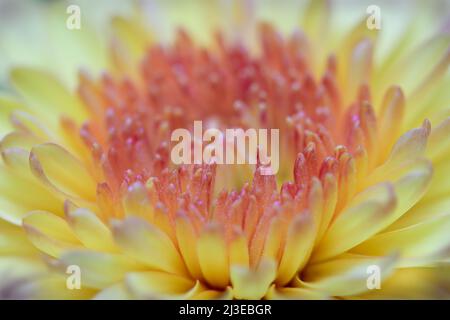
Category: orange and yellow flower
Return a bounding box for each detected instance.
[0,0,449,299]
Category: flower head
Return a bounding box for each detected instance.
[0,0,449,299]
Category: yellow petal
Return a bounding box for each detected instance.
[358,265,450,299]
[0,256,47,299]
[1,131,41,153]
[10,110,53,140]
[61,250,143,289]
[393,195,450,230]
[308,177,324,242]
[2,147,33,176]
[300,253,398,297]
[190,287,233,300]
[112,217,187,275]
[338,18,378,101]
[23,210,81,257]
[385,158,433,228]
[30,143,97,201]
[175,214,203,279]
[111,16,152,70]
[408,44,450,119]
[276,212,316,286]
[360,159,433,232]
[231,259,276,299]
[197,224,229,289]
[313,183,396,262]
[261,214,285,262]
[45,2,109,88]
[66,207,117,252]
[265,285,329,300]
[93,283,133,300]
[352,214,450,267]
[316,173,338,244]
[10,67,88,125]
[348,39,373,97]
[302,0,330,39]
[0,158,64,224]
[0,95,23,138]
[0,256,46,279]
[230,231,249,268]
[426,117,450,164]
[364,120,430,187]
[0,218,37,255]
[419,157,450,204]
[122,182,154,220]
[377,86,405,163]
[20,274,97,300]
[126,271,200,299]
[384,30,449,97]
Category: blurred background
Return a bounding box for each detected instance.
[0,0,449,89]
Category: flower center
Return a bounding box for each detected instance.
[75,26,378,268]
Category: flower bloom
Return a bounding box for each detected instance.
[0,0,449,299]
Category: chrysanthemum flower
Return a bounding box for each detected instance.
[0,0,449,299]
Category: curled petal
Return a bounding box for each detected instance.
[365,120,430,187]
[0,161,64,224]
[23,211,81,258]
[29,143,97,201]
[65,207,117,252]
[10,110,53,140]
[385,158,433,228]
